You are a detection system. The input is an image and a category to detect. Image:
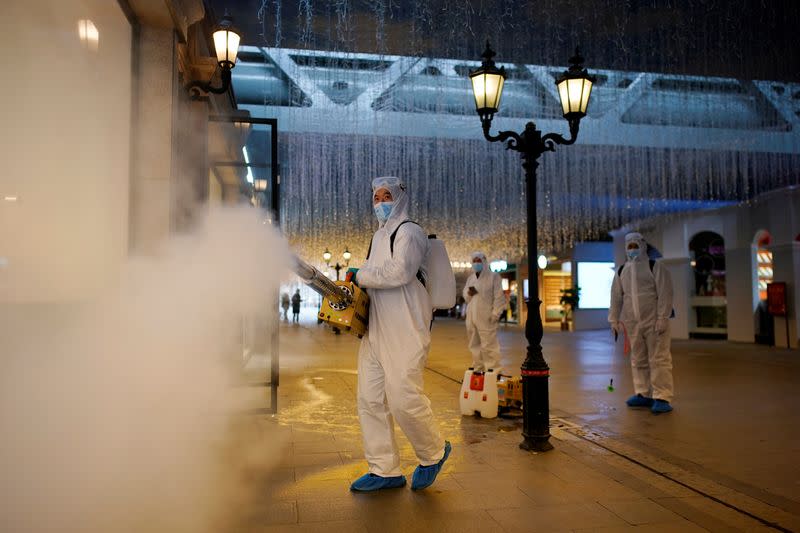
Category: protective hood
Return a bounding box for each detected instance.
[471,251,488,264]
[372,176,410,234]
[625,232,647,262]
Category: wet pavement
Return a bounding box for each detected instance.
[229,314,800,532]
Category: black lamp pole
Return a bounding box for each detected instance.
[486,121,578,452]
[472,42,593,452]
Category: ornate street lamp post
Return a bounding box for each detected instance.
[470,41,594,452]
[321,247,351,335]
[323,248,351,281]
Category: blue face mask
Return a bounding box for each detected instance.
[472,262,484,272]
[374,201,393,222]
[626,248,640,260]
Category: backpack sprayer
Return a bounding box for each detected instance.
[459,369,524,419]
[292,256,370,338]
[291,227,456,339]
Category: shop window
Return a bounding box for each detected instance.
[689,231,726,296]
[757,251,774,300]
[497,270,519,323]
[694,306,728,329]
[753,230,773,301]
[542,269,572,322]
[689,231,727,337]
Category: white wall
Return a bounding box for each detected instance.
[772,242,800,348]
[573,309,612,330]
[0,0,132,302]
[661,257,691,339]
[613,187,800,344]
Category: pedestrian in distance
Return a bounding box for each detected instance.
[281,292,290,321]
[291,289,302,323]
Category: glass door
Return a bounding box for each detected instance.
[209,115,280,414]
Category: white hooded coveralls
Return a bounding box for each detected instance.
[609,233,675,402]
[463,252,507,373]
[356,176,444,477]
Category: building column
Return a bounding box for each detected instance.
[726,246,757,343]
[171,94,209,233]
[661,257,691,340]
[130,26,177,253]
[771,242,800,348]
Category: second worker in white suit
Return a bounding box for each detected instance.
[463,252,508,374]
[609,232,675,414]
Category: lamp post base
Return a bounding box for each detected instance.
[520,299,554,453]
[520,436,554,452]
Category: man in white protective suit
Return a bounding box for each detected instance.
[463,252,508,374]
[347,176,451,492]
[609,232,675,414]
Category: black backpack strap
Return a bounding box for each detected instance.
[389,220,419,256]
[617,264,624,277]
[366,220,418,260]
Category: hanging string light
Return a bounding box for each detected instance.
[242,1,800,267]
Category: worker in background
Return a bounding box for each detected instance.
[463,251,507,375]
[609,232,675,414]
[347,176,450,492]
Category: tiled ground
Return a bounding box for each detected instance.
[221,315,799,532]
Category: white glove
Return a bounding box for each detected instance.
[610,321,620,336]
[655,318,668,334]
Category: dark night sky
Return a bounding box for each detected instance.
[207,0,800,82]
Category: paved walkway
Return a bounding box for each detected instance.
[227,315,800,532]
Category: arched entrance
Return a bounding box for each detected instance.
[689,231,727,338]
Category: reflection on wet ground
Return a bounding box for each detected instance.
[431,321,800,504]
[223,316,800,532]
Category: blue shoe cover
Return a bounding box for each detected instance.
[626,394,654,408]
[411,441,452,491]
[651,399,673,414]
[349,473,406,492]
